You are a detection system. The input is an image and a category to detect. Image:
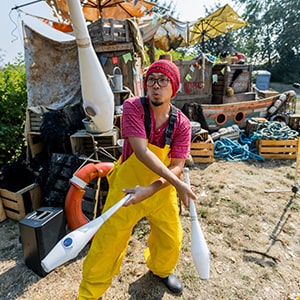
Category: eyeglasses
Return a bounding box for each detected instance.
[146,77,170,87]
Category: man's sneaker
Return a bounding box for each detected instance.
[159,274,183,294]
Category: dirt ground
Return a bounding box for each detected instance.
[1,159,300,300]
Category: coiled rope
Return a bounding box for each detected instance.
[214,121,299,162]
[214,137,265,162]
[252,121,299,140]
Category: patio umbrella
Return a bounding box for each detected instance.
[45,0,155,23]
[189,4,248,50]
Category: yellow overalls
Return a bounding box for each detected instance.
[78,143,183,299]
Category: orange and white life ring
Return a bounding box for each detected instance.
[65,162,114,230]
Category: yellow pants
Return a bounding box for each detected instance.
[78,144,183,299]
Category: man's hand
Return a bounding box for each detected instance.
[122,185,154,206]
[175,180,197,208]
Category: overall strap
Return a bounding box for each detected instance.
[165,105,177,146]
[140,97,178,146]
[141,96,151,139]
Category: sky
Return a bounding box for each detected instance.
[0,0,238,65]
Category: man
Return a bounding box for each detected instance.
[78,59,197,299]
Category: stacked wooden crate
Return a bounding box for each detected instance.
[190,129,214,163]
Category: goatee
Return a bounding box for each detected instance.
[151,100,163,107]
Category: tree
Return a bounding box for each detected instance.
[0,58,27,164]
[149,0,178,18]
[234,0,300,82]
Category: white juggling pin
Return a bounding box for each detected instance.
[66,0,114,132]
[41,194,131,273]
[183,167,210,280]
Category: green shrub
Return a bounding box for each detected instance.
[0,59,27,164]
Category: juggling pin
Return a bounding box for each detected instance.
[66,0,114,132]
[183,167,210,280]
[41,194,131,273]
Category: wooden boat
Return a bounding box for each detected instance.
[200,90,297,131]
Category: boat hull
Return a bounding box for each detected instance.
[201,96,277,131]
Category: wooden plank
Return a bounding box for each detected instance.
[94,43,133,52]
[260,153,297,159]
[0,189,21,201]
[193,157,214,163]
[259,139,297,146]
[0,199,7,222]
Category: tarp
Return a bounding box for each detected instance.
[23,18,81,111]
[137,15,189,51]
[23,16,146,110]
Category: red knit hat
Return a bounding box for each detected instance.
[144,59,180,97]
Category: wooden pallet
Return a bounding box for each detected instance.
[0,184,41,221]
[257,139,298,159]
[190,136,214,163]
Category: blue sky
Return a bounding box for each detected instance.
[0,0,236,65]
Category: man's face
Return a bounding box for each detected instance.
[146,72,173,106]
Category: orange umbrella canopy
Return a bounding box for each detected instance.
[46,0,155,23]
[189,4,248,46]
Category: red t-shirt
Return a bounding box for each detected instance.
[121,96,191,162]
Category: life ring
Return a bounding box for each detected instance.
[65,162,114,230]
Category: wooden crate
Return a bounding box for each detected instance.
[212,63,252,104]
[70,129,119,158]
[245,117,268,135]
[89,18,129,44]
[27,110,44,132]
[0,184,41,221]
[190,136,214,163]
[26,109,45,158]
[27,133,45,158]
[257,139,298,159]
[288,114,300,132]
